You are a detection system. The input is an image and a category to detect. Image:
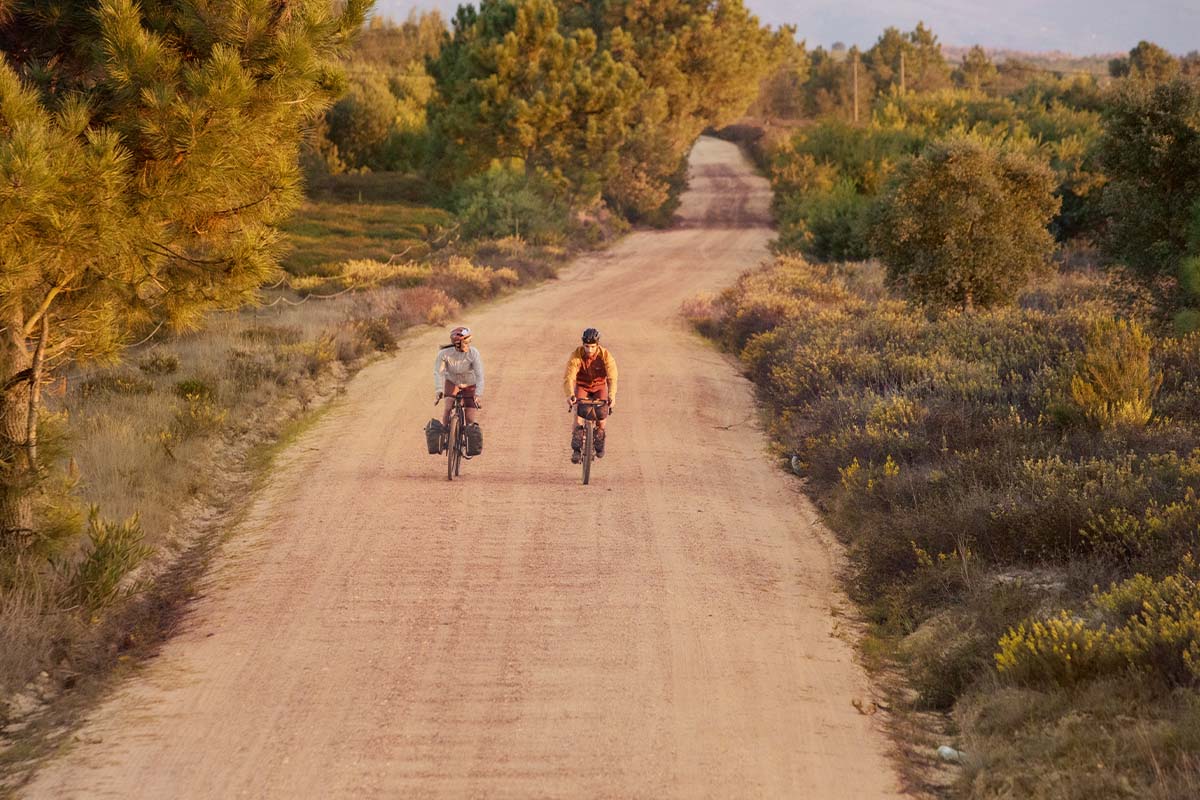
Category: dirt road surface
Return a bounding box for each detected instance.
[24,137,903,799]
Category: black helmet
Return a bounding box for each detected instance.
[581,327,601,344]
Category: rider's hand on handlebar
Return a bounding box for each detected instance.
[435,391,443,404]
[607,398,615,413]
[567,396,577,411]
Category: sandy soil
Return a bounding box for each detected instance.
[23,137,904,799]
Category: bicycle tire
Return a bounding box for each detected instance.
[582,421,593,485]
[454,411,464,477]
[446,413,460,481]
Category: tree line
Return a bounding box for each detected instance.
[318,0,778,226]
[762,27,1200,318]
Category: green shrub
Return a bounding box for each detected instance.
[136,350,180,376]
[173,378,217,402]
[1070,316,1161,428]
[61,509,153,615]
[773,178,872,261]
[171,389,227,439]
[226,348,282,386]
[871,136,1060,310]
[80,371,154,398]
[454,166,569,244]
[241,324,303,345]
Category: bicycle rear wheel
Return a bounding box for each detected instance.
[446,414,460,481]
[582,421,593,485]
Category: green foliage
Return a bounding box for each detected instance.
[173,378,217,403]
[61,509,153,615]
[1099,78,1200,285]
[871,136,1060,309]
[773,178,872,261]
[325,72,405,171]
[0,0,369,539]
[768,87,1102,261]
[454,165,570,242]
[354,11,448,69]
[954,45,997,91]
[1070,317,1162,429]
[747,27,810,120]
[1109,41,1180,83]
[428,0,642,200]
[864,23,950,95]
[137,350,180,376]
[80,371,155,398]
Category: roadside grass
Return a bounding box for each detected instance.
[690,255,1200,797]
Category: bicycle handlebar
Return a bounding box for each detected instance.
[436,393,474,406]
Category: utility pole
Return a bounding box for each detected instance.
[899,51,906,93]
[852,52,859,123]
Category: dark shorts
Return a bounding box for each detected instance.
[445,380,479,408]
[574,385,608,420]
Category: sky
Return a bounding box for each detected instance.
[372,0,1200,56]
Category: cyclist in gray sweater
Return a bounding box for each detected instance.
[432,325,484,455]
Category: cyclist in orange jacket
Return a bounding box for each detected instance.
[563,327,618,463]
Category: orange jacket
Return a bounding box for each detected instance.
[563,345,618,399]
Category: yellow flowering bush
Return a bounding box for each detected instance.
[997,557,1200,686]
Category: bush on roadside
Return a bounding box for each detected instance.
[60,510,153,616]
[136,350,180,376]
[870,136,1060,310]
[997,555,1200,688]
[454,165,569,244]
[80,371,154,398]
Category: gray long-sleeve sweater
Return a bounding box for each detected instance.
[434,345,485,395]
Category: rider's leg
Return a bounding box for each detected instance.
[570,421,585,463]
[593,387,609,456]
[441,380,454,426]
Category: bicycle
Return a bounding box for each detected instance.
[569,398,610,485]
[438,393,474,481]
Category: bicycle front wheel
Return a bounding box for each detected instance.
[454,416,464,477]
[582,421,593,485]
[446,414,460,481]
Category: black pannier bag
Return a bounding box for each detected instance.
[424,419,444,454]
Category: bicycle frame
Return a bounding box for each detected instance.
[572,399,609,485]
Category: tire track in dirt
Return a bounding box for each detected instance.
[23,137,904,799]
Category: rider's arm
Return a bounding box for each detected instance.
[471,347,484,397]
[433,349,445,392]
[602,349,618,400]
[563,351,581,398]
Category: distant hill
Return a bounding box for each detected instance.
[941,45,1118,76]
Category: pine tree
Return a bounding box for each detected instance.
[0,0,368,542]
[427,0,641,198]
[955,45,996,92]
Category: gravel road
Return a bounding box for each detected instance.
[24,137,903,799]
